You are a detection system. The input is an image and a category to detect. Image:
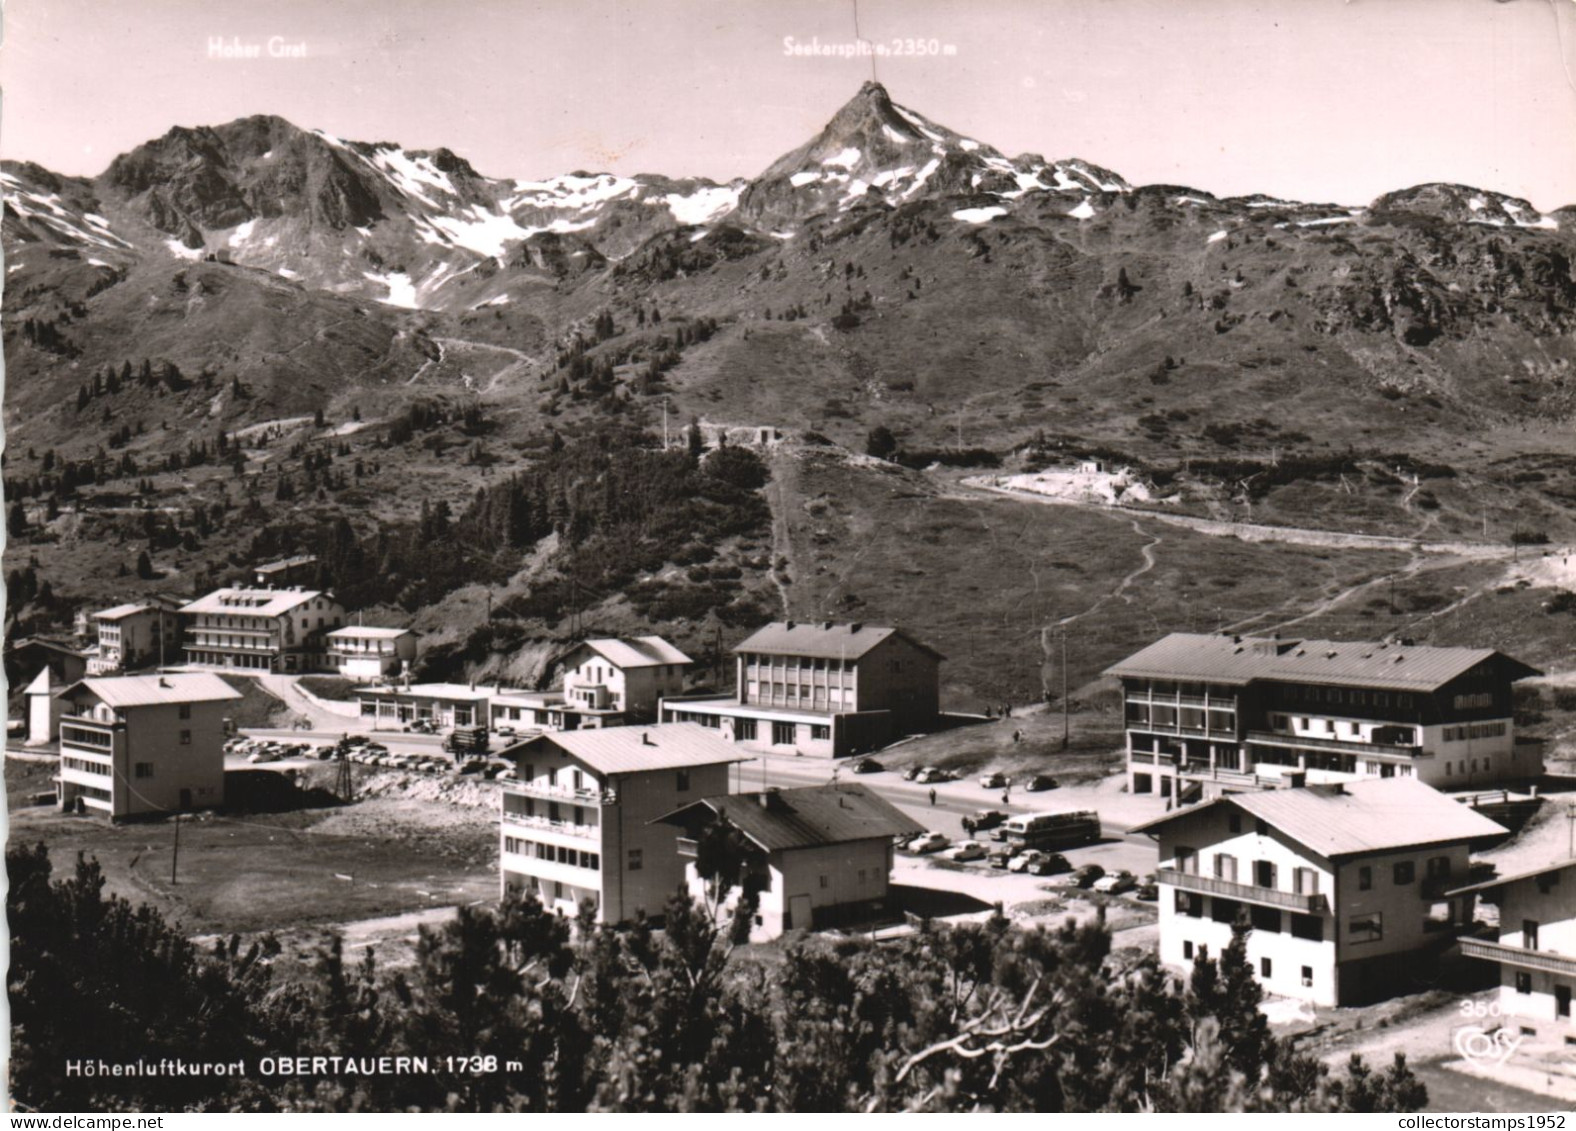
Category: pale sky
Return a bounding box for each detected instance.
[3,0,1575,209]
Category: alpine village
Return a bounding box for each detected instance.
[9,79,1576,1114]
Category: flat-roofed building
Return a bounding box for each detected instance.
[1106,633,1542,803]
[327,626,419,681]
[180,587,345,673]
[1133,777,1507,1006]
[657,782,925,940]
[498,725,751,922]
[660,621,943,758]
[54,672,242,820]
[357,681,491,730]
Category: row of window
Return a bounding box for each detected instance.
[741,654,856,673]
[668,715,830,744]
[61,757,110,777]
[1443,758,1494,778]
[1271,685,1416,710]
[1180,942,1315,987]
[503,837,600,871]
[1442,722,1507,742]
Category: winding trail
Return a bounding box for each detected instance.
[428,336,535,394]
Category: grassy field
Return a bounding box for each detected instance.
[6,760,498,937]
[771,447,1414,709]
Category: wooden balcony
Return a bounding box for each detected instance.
[1245,730,1422,763]
[1458,937,1576,978]
[1159,869,1329,914]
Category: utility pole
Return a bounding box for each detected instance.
[170,811,181,885]
[1060,629,1070,751]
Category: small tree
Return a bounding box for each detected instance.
[866,426,898,461]
[135,550,154,580]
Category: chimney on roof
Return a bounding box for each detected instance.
[1306,782,1346,797]
[823,621,833,630]
[757,787,782,809]
[850,623,862,633]
[641,732,654,746]
[1232,634,1242,644]
[785,620,796,630]
[158,677,171,688]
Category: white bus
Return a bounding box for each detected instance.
[994,810,1101,849]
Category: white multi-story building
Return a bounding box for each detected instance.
[488,636,691,732]
[498,725,750,921]
[1133,777,1507,1006]
[86,601,182,675]
[180,587,345,673]
[55,672,242,820]
[1456,859,1576,1040]
[326,626,419,681]
[660,621,943,758]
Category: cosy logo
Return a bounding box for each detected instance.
[1452,1025,1524,1068]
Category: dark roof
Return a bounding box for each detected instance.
[1104,632,1539,693]
[1130,778,1508,861]
[1447,858,1576,898]
[733,621,945,661]
[655,782,926,852]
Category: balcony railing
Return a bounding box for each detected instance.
[1245,730,1422,763]
[1159,869,1329,913]
[502,811,600,840]
[504,780,607,805]
[677,837,698,858]
[1458,937,1576,978]
[1421,875,1457,899]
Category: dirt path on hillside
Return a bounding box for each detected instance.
[961,477,1526,560]
[429,336,535,394]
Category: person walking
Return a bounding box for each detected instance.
[929,787,937,807]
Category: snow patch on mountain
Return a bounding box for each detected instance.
[953,206,1007,224]
[661,184,741,225]
[364,270,418,308]
[1069,199,1096,220]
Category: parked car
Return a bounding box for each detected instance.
[893,831,923,850]
[908,831,951,855]
[902,766,922,782]
[458,758,486,775]
[1066,864,1107,889]
[945,840,988,862]
[363,743,390,757]
[1023,774,1059,792]
[979,771,1009,789]
[247,750,279,764]
[916,766,957,784]
[989,843,1028,869]
[1008,850,1047,874]
[1027,853,1072,877]
[314,745,337,760]
[852,758,884,774]
[1135,878,1159,901]
[1093,870,1137,895]
[971,809,1009,832]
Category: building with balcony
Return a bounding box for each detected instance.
[1453,859,1576,1040]
[488,636,692,732]
[656,783,925,941]
[498,724,751,922]
[86,601,182,675]
[54,672,242,820]
[356,682,491,729]
[253,555,320,587]
[1106,633,1541,804]
[659,621,943,758]
[180,587,345,673]
[1133,777,1508,1006]
[326,626,419,681]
